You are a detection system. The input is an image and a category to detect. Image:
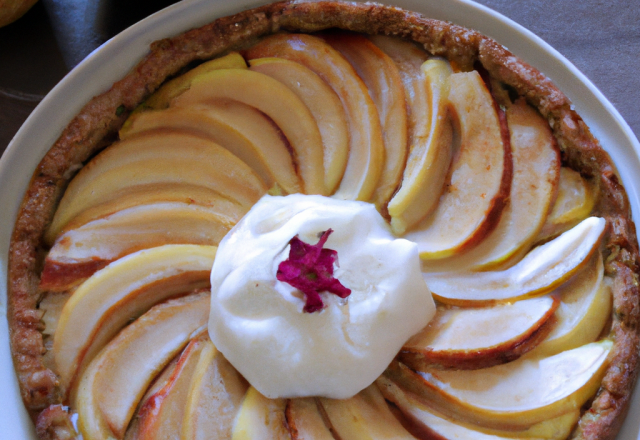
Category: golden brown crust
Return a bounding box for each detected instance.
[7,1,640,438]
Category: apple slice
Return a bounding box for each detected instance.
[386,339,612,430]
[41,203,232,292]
[75,292,210,440]
[370,36,454,233]
[423,99,560,271]
[39,292,70,337]
[243,33,384,201]
[181,340,249,440]
[405,70,511,259]
[530,253,611,357]
[249,57,348,194]
[171,68,325,195]
[120,106,303,194]
[47,131,267,239]
[319,384,415,439]
[376,375,580,440]
[286,398,334,440]
[322,32,408,209]
[387,59,453,234]
[132,52,248,113]
[51,183,246,241]
[425,216,606,306]
[231,387,290,440]
[538,167,596,241]
[53,244,216,397]
[400,296,559,370]
[133,334,208,440]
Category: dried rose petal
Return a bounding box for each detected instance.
[277,229,351,313]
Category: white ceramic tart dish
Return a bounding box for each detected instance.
[2,1,640,440]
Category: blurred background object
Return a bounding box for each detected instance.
[0,0,638,157]
[0,0,38,28]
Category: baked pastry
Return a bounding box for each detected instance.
[7,1,640,439]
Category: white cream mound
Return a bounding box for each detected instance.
[208,194,435,399]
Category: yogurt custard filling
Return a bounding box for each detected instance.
[208,194,436,399]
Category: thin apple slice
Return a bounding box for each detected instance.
[386,339,612,430]
[530,253,611,357]
[243,33,384,201]
[423,99,560,271]
[400,296,559,370]
[120,106,303,194]
[387,59,453,234]
[249,57,348,194]
[425,216,606,306]
[370,36,453,233]
[319,384,415,439]
[54,183,246,239]
[322,32,408,208]
[40,292,70,337]
[75,293,210,440]
[133,334,208,440]
[132,52,248,113]
[181,340,249,440]
[171,68,325,195]
[405,70,511,259]
[376,375,580,440]
[47,131,267,239]
[538,167,596,241]
[41,203,232,292]
[231,387,291,440]
[54,245,216,397]
[286,398,334,440]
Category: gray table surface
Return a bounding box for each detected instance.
[1,0,639,157]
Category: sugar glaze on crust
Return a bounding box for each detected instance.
[7,1,639,439]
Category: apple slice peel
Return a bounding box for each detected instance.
[425,217,606,305]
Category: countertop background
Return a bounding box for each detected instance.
[1,0,639,156]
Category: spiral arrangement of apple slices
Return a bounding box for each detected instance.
[38,32,610,440]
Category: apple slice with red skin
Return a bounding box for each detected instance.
[319,384,415,439]
[423,98,560,272]
[54,245,215,398]
[376,375,580,440]
[41,202,233,292]
[322,32,408,209]
[231,387,291,440]
[400,295,559,370]
[121,106,303,194]
[172,68,326,196]
[75,292,210,440]
[181,340,249,440]
[425,217,606,306]
[249,57,348,194]
[405,70,512,259]
[286,398,334,440]
[385,339,612,430]
[132,334,208,440]
[243,33,384,201]
[46,131,267,240]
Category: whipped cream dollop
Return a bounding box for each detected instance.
[208,194,435,399]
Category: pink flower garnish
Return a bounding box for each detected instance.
[276,229,351,313]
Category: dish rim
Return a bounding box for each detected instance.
[1,0,639,438]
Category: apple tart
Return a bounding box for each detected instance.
[8,1,640,440]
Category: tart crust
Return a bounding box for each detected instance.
[8,1,640,439]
